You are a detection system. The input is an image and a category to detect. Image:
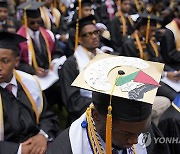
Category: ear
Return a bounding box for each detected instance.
[15,57,20,68]
[78,37,82,44]
[91,108,101,122]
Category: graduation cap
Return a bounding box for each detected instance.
[0,31,27,54]
[135,13,162,43]
[17,1,45,18]
[73,0,93,9]
[70,15,96,33]
[70,15,96,49]
[0,0,7,8]
[72,53,164,153]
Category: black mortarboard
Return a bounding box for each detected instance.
[0,0,7,8]
[17,1,45,18]
[74,0,93,9]
[70,15,96,33]
[135,13,162,29]
[0,31,26,54]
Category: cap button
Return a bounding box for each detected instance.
[118,70,125,75]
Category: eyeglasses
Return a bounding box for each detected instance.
[81,30,100,38]
[29,20,42,25]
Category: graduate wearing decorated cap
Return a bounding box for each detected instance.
[48,53,168,154]
[59,15,105,123]
[109,0,135,54]
[0,31,59,154]
[0,0,21,32]
[16,1,66,107]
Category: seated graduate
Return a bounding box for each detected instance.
[0,31,60,154]
[122,13,163,62]
[109,0,135,54]
[48,53,168,154]
[59,15,105,123]
[159,6,180,71]
[0,0,21,33]
[16,1,66,107]
[158,94,180,154]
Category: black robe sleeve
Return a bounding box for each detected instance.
[158,106,180,154]
[47,128,72,154]
[39,94,60,139]
[160,29,180,70]
[0,141,19,154]
[110,16,124,54]
[59,56,91,121]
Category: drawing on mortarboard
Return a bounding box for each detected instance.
[77,54,163,104]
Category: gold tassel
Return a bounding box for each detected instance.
[75,19,79,50]
[150,39,159,57]
[134,0,141,13]
[135,30,144,59]
[106,105,112,154]
[117,0,126,36]
[145,16,150,44]
[78,0,82,19]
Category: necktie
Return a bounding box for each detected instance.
[6,84,13,93]
[33,32,41,51]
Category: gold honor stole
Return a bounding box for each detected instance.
[26,27,52,70]
[166,20,180,51]
[40,6,61,30]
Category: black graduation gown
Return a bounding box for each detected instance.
[110,16,134,54]
[0,82,60,154]
[147,123,170,154]
[122,38,162,62]
[47,128,72,154]
[158,106,180,154]
[160,28,180,70]
[59,56,91,122]
[18,32,63,74]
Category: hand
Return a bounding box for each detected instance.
[167,71,180,81]
[36,67,48,77]
[22,134,47,154]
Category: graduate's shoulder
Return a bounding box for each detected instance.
[47,128,72,154]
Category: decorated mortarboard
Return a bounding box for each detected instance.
[0,31,27,52]
[72,53,164,153]
[17,1,45,18]
[0,0,7,8]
